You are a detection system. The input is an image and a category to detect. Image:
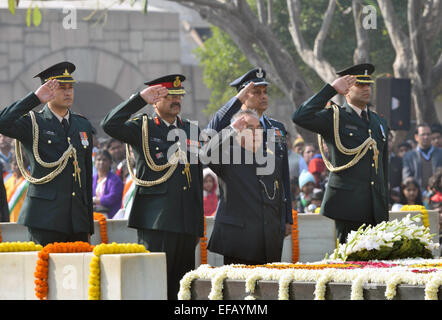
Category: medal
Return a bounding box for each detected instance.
[79,132,89,147]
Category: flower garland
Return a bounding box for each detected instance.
[291,209,299,263]
[400,205,429,229]
[0,241,42,252]
[93,212,108,244]
[88,242,149,300]
[200,217,208,265]
[34,241,94,300]
[179,259,442,300]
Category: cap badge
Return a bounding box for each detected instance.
[364,70,368,75]
[256,68,263,78]
[63,69,70,76]
[173,76,181,88]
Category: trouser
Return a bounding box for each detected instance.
[137,228,198,300]
[28,227,89,247]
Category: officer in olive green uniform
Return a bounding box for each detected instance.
[101,75,204,300]
[292,63,389,243]
[0,62,94,245]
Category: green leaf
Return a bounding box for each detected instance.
[33,6,42,26]
[26,5,32,27]
[8,0,16,15]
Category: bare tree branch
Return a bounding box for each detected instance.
[313,0,336,59]
[286,0,336,83]
[352,0,371,64]
[256,0,267,24]
[267,0,273,26]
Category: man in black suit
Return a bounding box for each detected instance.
[0,62,95,245]
[205,68,292,265]
[101,74,204,300]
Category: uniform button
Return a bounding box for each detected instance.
[48,140,52,144]
[72,192,76,196]
[83,145,87,149]
[372,163,375,167]
[183,186,187,191]
[371,181,374,186]
[72,173,75,177]
[369,146,372,150]
[349,133,353,136]
[156,147,159,151]
[182,171,185,174]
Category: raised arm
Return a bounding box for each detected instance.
[101,85,168,145]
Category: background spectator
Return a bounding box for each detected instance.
[203,167,219,217]
[5,154,29,222]
[302,143,316,167]
[93,149,124,219]
[0,162,9,222]
[106,138,127,181]
[292,136,305,155]
[391,177,425,211]
[402,124,442,193]
[431,123,442,148]
[0,134,13,174]
[296,170,316,213]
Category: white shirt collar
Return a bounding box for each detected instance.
[49,108,70,123]
[347,102,367,118]
[163,118,178,127]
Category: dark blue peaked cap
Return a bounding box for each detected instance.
[336,63,375,84]
[229,68,270,92]
[33,61,76,84]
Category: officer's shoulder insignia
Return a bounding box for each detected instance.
[129,113,145,122]
[72,112,87,119]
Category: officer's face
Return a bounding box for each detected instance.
[244,85,268,114]
[155,94,183,119]
[51,82,74,109]
[346,82,372,106]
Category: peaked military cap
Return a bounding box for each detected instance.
[336,63,375,84]
[229,67,270,92]
[33,61,76,84]
[144,74,186,95]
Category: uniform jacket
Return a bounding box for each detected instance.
[101,93,204,237]
[205,96,292,263]
[0,162,9,222]
[292,84,389,225]
[0,92,94,234]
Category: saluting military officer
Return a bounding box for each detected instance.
[101,74,204,300]
[0,61,95,245]
[292,63,389,243]
[206,68,293,265]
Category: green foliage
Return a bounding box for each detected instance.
[346,239,433,261]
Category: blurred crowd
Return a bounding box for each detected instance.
[0,122,441,223]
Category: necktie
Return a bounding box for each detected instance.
[61,118,69,135]
[361,110,369,124]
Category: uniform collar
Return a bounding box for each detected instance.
[43,105,70,123]
[346,102,368,118]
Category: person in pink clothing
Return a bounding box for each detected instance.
[203,168,219,217]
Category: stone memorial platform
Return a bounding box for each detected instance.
[0,251,166,300]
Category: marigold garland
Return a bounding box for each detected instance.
[0,241,42,252]
[291,209,299,263]
[400,205,429,229]
[34,241,94,300]
[93,212,108,244]
[200,217,208,265]
[88,242,149,300]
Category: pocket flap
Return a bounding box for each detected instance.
[137,182,168,195]
[215,214,244,227]
[327,174,354,191]
[28,185,56,200]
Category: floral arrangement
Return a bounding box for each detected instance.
[400,205,429,228]
[93,212,108,244]
[88,242,149,300]
[34,241,94,300]
[200,217,208,265]
[179,259,442,300]
[291,209,299,263]
[328,214,439,261]
[0,241,42,252]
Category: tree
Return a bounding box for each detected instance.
[168,0,441,130]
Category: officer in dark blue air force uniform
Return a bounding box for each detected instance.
[292,63,389,243]
[0,62,95,245]
[206,68,293,265]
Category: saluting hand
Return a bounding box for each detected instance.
[331,75,356,96]
[35,79,58,104]
[236,81,255,104]
[140,85,169,104]
[231,115,248,132]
